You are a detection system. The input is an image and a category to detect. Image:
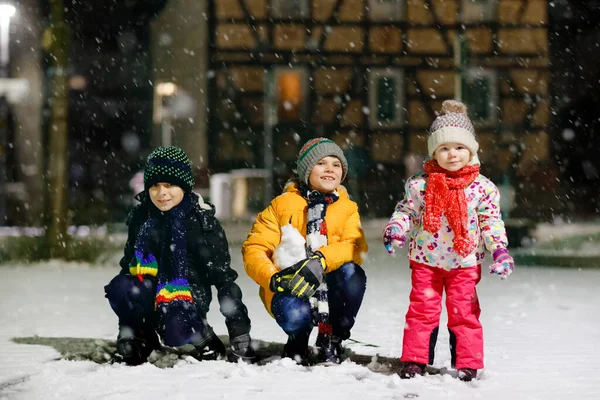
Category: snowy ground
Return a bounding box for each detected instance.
[1,241,600,400]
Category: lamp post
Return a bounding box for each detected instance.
[0,3,15,226]
[0,3,14,77]
[153,82,177,147]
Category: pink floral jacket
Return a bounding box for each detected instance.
[389,171,508,270]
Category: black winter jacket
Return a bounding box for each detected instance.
[119,192,251,339]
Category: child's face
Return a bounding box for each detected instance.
[433,142,471,171]
[308,156,343,193]
[149,182,184,211]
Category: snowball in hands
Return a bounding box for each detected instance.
[273,224,307,269]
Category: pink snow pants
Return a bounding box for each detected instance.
[401,261,483,370]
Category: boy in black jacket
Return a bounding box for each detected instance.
[105,146,255,365]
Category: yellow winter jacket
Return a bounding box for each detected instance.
[242,183,368,316]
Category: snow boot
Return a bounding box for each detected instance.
[227,333,257,363]
[116,336,154,366]
[115,325,159,366]
[193,334,226,361]
[457,368,477,382]
[283,332,310,365]
[316,335,343,364]
[399,363,425,379]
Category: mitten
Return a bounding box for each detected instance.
[382,222,407,254]
[270,253,326,298]
[490,248,514,279]
[228,333,256,363]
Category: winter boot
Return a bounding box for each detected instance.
[115,326,159,366]
[283,332,310,365]
[457,368,477,382]
[316,335,343,364]
[228,333,257,363]
[399,363,425,379]
[194,334,226,361]
[116,336,154,366]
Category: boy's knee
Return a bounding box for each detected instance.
[105,274,156,322]
[272,295,312,336]
[334,263,366,281]
[105,275,154,302]
[331,263,367,296]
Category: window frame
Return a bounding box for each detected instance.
[460,68,498,126]
[269,66,310,124]
[368,68,405,129]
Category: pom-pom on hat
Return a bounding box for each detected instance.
[144,146,195,192]
[427,100,479,158]
[296,138,348,185]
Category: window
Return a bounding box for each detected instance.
[266,67,309,123]
[368,0,404,22]
[461,0,497,23]
[460,68,497,125]
[368,68,404,128]
[270,0,309,19]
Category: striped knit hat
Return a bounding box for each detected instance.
[296,138,348,185]
[428,100,479,157]
[144,146,195,192]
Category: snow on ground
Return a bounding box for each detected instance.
[1,242,600,400]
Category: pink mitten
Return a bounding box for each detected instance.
[382,222,407,255]
[490,248,514,280]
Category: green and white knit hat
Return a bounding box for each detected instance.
[296,138,348,185]
[144,146,195,192]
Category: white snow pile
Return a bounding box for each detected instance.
[273,224,307,269]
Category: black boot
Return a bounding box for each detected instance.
[193,334,226,361]
[316,335,343,364]
[115,326,159,366]
[283,332,310,365]
[228,334,257,363]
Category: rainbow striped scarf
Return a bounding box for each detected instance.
[130,194,194,310]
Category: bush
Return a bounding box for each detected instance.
[0,234,124,264]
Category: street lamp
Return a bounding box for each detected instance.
[0,3,14,225]
[0,3,15,76]
[154,82,178,147]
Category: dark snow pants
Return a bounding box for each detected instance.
[104,274,214,348]
[401,261,483,370]
[271,262,367,340]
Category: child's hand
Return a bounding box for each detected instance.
[490,248,514,279]
[382,222,407,254]
[270,253,326,298]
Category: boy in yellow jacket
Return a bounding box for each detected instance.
[242,138,368,364]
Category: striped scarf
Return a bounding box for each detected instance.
[129,193,193,309]
[299,184,339,340]
[299,184,339,253]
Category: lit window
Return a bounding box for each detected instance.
[269,67,308,122]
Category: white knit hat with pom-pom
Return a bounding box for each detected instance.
[427,100,479,157]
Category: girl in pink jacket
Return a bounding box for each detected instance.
[383,100,514,382]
